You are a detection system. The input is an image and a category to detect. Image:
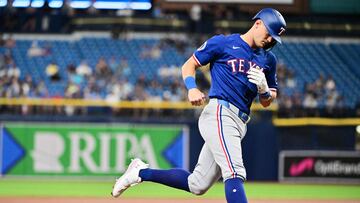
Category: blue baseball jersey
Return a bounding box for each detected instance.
[193,34,278,115]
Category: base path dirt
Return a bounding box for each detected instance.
[1,197,359,203]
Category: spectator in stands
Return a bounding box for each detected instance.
[118,78,134,100]
[84,76,102,100]
[20,75,36,114]
[300,74,342,117]
[277,94,292,117]
[65,82,81,99]
[145,79,161,99]
[314,74,325,96]
[21,75,35,97]
[135,74,149,89]
[158,64,181,78]
[129,83,148,101]
[0,55,6,78]
[304,82,316,96]
[303,92,318,115]
[106,77,121,103]
[6,77,21,97]
[276,60,348,117]
[95,57,112,80]
[34,80,49,98]
[169,79,185,101]
[334,95,346,116]
[285,69,296,89]
[76,60,92,77]
[0,76,6,97]
[275,62,286,87]
[64,81,82,116]
[325,76,336,92]
[0,57,17,79]
[27,41,46,57]
[46,61,61,82]
[42,42,52,56]
[324,93,336,115]
[151,45,162,59]
[123,74,147,101]
[68,63,84,86]
[108,56,119,73]
[3,50,13,65]
[116,58,131,78]
[291,92,303,109]
[140,45,152,59]
[140,44,162,59]
[0,33,5,47]
[4,34,16,49]
[67,63,76,74]
[7,61,21,79]
[175,39,188,55]
[94,57,112,91]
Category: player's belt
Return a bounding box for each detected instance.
[216,99,251,124]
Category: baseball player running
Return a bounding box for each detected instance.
[112,8,286,203]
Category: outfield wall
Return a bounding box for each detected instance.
[0,113,358,181]
[0,122,189,178]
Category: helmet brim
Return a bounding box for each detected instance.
[264,23,282,44]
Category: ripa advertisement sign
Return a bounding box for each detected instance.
[0,122,189,178]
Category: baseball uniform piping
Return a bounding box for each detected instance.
[192,54,202,66]
[216,104,236,178]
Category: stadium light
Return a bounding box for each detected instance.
[0,0,7,7]
[2,0,152,9]
[49,0,63,8]
[129,2,151,10]
[93,1,128,9]
[69,0,92,9]
[31,0,45,8]
[93,1,151,10]
[12,0,31,7]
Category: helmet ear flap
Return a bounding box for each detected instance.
[263,40,277,51]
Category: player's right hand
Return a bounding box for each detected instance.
[188,88,206,106]
[247,67,269,94]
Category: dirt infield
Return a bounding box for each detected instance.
[1,197,359,203]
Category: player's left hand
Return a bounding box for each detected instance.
[247,67,269,94]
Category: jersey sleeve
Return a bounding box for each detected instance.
[265,52,278,91]
[192,35,225,66]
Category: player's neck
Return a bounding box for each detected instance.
[240,31,256,49]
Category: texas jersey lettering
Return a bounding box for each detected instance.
[192,34,278,115]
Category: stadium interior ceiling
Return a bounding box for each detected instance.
[0,0,359,37]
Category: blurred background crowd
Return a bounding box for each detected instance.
[0,0,359,118]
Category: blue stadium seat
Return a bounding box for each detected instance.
[8,37,360,107]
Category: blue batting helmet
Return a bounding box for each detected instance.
[253,8,286,44]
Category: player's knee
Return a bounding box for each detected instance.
[189,185,208,196]
[188,176,211,196]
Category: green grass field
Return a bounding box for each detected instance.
[0,179,359,200]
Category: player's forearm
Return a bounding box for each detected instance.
[182,56,206,105]
[181,57,199,80]
[259,90,277,107]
